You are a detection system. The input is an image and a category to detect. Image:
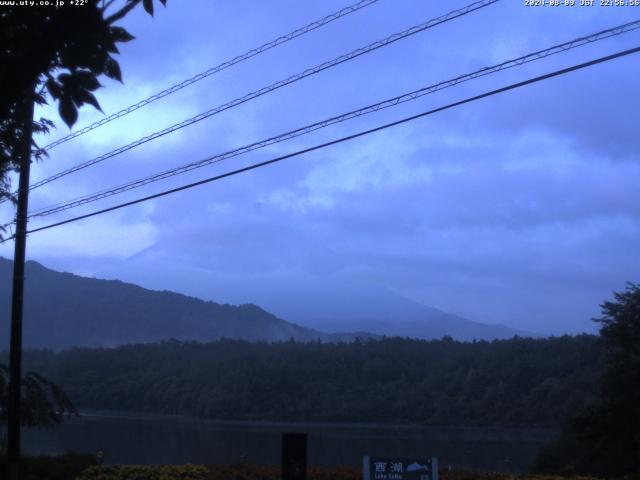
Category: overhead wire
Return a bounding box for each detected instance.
[40,0,382,151]
[26,19,640,219]
[2,45,635,243]
[21,0,499,196]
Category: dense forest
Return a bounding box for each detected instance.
[13,335,602,427]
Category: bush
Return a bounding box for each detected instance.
[75,464,210,480]
[0,452,97,480]
[203,464,361,480]
[80,465,601,480]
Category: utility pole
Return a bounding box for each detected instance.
[7,85,35,480]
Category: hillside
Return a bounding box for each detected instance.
[105,245,539,340]
[0,258,369,350]
[0,257,535,350]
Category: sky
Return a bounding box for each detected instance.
[1,0,639,335]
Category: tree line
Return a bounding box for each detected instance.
[10,334,602,427]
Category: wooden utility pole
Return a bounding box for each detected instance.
[7,86,35,480]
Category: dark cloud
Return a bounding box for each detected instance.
[2,0,637,335]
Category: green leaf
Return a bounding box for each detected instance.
[104,37,120,55]
[75,90,103,113]
[45,78,62,99]
[74,70,102,91]
[57,72,72,84]
[143,0,154,16]
[103,57,122,82]
[59,96,78,128]
[34,91,47,105]
[109,26,135,43]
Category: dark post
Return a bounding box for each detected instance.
[7,86,35,480]
[282,432,307,480]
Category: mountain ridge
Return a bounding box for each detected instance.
[0,257,373,350]
[0,257,537,350]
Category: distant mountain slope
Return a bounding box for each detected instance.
[0,257,537,350]
[98,247,541,341]
[0,258,369,350]
[257,283,539,341]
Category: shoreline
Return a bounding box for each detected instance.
[73,408,560,436]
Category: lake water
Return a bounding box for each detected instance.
[22,411,558,473]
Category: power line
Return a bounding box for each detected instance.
[40,0,381,152]
[27,19,640,219]
[23,0,499,194]
[5,45,636,243]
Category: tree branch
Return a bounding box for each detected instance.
[104,0,142,25]
[101,0,118,13]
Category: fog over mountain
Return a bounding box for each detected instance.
[0,256,534,351]
[0,257,372,350]
[94,242,540,340]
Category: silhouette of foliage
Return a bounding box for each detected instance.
[0,363,76,431]
[0,0,167,203]
[532,283,640,477]
[0,452,97,480]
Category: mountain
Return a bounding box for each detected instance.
[240,282,537,341]
[0,257,372,350]
[95,247,540,341]
[0,257,537,351]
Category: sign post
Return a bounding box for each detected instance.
[363,456,438,480]
[282,432,307,480]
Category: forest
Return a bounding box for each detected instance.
[13,334,602,427]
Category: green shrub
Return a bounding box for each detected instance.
[75,464,209,480]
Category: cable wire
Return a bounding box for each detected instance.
[40,0,381,151]
[27,19,640,219]
[4,45,635,243]
[23,0,499,195]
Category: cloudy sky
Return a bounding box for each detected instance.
[2,0,639,335]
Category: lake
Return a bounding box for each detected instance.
[22,411,558,473]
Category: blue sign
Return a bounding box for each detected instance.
[363,456,438,480]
